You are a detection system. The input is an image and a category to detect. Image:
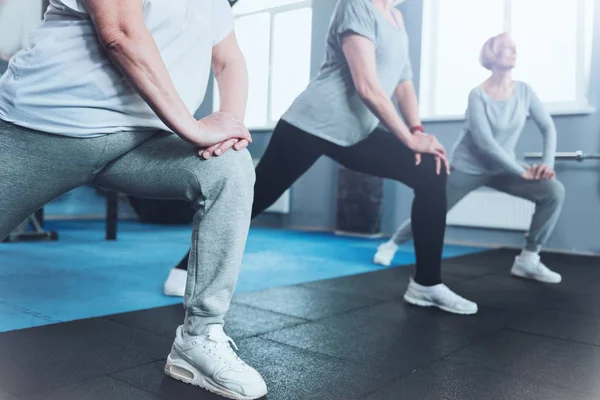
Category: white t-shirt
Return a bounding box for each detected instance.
[0,0,233,137]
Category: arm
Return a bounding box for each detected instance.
[392,12,420,130]
[212,32,248,122]
[528,87,557,169]
[342,34,447,162]
[467,91,527,176]
[201,31,250,158]
[342,34,413,145]
[394,80,421,129]
[83,0,248,148]
[83,0,198,141]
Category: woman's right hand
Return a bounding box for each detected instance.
[187,111,252,148]
[409,133,450,175]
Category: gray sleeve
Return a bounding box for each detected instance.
[335,0,377,45]
[466,90,527,176]
[527,85,557,169]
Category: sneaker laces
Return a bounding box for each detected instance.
[207,329,246,369]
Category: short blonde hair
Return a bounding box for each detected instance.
[480,33,508,70]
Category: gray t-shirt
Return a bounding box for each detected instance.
[282,0,412,146]
[451,81,557,176]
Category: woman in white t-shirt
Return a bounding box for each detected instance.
[0,1,267,398]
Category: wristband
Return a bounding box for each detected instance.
[410,125,425,134]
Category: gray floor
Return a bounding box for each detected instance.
[1,248,600,399]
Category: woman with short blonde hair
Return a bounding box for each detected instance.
[377,32,565,288]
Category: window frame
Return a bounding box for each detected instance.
[214,0,313,130]
[419,0,595,122]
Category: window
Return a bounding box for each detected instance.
[419,0,595,119]
[213,0,313,129]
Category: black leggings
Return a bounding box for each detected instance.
[175,120,447,286]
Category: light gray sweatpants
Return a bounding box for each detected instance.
[392,169,565,252]
[0,119,255,336]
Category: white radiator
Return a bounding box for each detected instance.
[253,158,290,214]
[446,189,534,231]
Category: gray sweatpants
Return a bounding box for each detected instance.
[392,169,565,252]
[0,119,255,336]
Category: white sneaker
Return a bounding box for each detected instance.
[373,240,399,267]
[163,268,187,297]
[403,278,478,315]
[511,255,562,284]
[165,325,268,400]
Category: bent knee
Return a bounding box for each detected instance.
[219,148,256,185]
[199,149,255,194]
[547,179,566,203]
[414,154,448,192]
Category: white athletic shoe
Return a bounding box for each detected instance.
[165,325,268,400]
[403,278,478,315]
[163,268,187,297]
[373,240,399,267]
[511,254,562,284]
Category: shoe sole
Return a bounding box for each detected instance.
[164,353,267,400]
[163,287,185,297]
[403,293,478,315]
[510,268,562,284]
[373,254,392,267]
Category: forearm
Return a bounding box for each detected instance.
[360,86,412,144]
[104,32,197,141]
[215,52,248,121]
[484,144,527,176]
[469,126,526,175]
[526,85,557,169]
[395,81,421,128]
[541,127,557,169]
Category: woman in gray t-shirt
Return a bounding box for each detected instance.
[379,33,565,286]
[167,0,478,316]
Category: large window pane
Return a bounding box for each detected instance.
[227,13,271,128]
[511,0,578,103]
[233,0,307,16]
[426,0,505,116]
[270,7,312,121]
[585,0,595,91]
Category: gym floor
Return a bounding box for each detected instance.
[1,222,600,399]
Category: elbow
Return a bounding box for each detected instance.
[355,81,379,103]
[213,49,245,79]
[99,28,133,55]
